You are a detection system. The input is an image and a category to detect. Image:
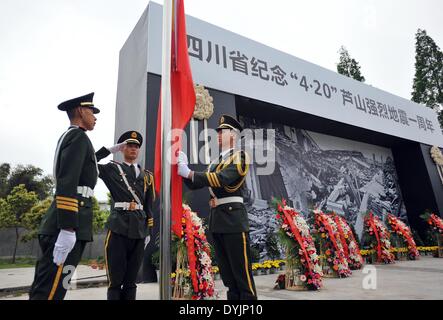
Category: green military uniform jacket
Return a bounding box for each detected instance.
[184,148,250,233]
[95,148,155,239]
[39,126,98,242]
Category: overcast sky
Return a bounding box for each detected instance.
[0,0,442,201]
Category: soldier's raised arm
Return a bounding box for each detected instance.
[181,151,249,190]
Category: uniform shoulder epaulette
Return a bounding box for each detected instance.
[233,150,250,177]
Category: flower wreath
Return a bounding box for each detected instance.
[314,211,352,277]
[172,204,215,300]
[386,214,419,260]
[274,198,323,290]
[330,213,364,270]
[364,212,395,264]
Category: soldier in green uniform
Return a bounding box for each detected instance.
[95,131,155,300]
[178,115,257,300]
[29,93,100,300]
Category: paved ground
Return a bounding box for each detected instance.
[1,256,442,300]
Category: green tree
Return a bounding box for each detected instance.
[15,196,109,244]
[411,29,443,129]
[21,198,52,242]
[0,164,54,200]
[0,185,38,263]
[0,163,11,198]
[92,197,110,233]
[337,46,366,82]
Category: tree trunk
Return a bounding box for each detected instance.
[12,227,19,264]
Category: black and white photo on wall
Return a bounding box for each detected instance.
[239,116,407,261]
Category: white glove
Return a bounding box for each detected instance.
[177,151,188,165]
[53,229,76,266]
[177,151,191,178]
[144,236,151,249]
[107,141,127,154]
[178,163,191,178]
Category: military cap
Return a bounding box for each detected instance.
[57,92,100,114]
[216,114,243,132]
[118,130,143,147]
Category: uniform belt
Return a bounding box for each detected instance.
[114,202,143,211]
[212,196,243,207]
[77,186,94,198]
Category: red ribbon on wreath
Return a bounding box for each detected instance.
[388,214,418,257]
[430,214,443,233]
[366,213,383,262]
[282,209,315,275]
[184,208,199,292]
[317,214,341,255]
[333,215,350,259]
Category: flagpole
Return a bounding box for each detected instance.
[160,0,173,300]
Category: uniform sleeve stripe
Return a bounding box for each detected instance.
[56,204,79,212]
[205,173,213,186]
[206,172,215,187]
[56,200,79,207]
[210,173,219,187]
[56,196,78,204]
[211,173,221,187]
[208,173,216,187]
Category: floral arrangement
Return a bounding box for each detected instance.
[423,213,443,234]
[330,213,364,270]
[193,84,214,120]
[386,214,419,260]
[172,204,215,300]
[273,198,323,290]
[314,211,352,277]
[421,212,443,258]
[364,212,395,264]
[252,260,282,275]
[416,246,439,252]
[360,247,438,256]
[87,257,106,270]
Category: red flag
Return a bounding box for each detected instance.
[154,0,196,237]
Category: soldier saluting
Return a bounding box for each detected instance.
[177,115,257,300]
[29,93,100,300]
[95,131,155,300]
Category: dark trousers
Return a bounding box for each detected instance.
[212,232,257,300]
[105,230,144,300]
[29,235,86,300]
